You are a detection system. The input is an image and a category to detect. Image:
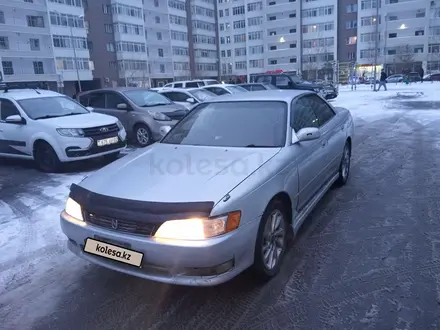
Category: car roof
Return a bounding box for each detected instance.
[159,88,199,92]
[203,90,312,103]
[0,88,63,101]
[204,84,235,88]
[79,87,153,95]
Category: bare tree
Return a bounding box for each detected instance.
[302,43,333,81]
[395,44,415,66]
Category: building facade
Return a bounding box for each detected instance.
[0,0,92,94]
[356,0,440,76]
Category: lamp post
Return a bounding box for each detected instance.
[70,15,83,93]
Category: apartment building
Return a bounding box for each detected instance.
[0,0,92,93]
[300,0,338,80]
[356,0,440,75]
[217,0,301,81]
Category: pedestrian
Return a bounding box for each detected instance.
[349,73,357,91]
[376,69,387,91]
[419,67,424,83]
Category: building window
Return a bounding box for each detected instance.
[158,48,164,57]
[346,4,358,12]
[0,36,9,49]
[290,43,296,48]
[33,61,44,74]
[155,16,160,24]
[269,59,277,65]
[160,64,165,73]
[106,43,115,52]
[232,6,245,15]
[2,61,13,75]
[290,57,297,63]
[27,15,45,28]
[0,11,4,24]
[270,45,277,50]
[24,0,34,2]
[346,36,357,45]
[154,0,159,6]
[30,38,40,50]
[157,32,162,40]
[105,24,113,33]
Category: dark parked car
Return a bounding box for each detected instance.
[253,72,338,100]
[238,83,279,91]
[423,73,440,82]
[408,72,421,82]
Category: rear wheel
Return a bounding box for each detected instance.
[335,141,351,186]
[34,141,61,173]
[252,200,288,281]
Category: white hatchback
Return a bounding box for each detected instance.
[0,85,127,172]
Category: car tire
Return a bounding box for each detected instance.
[335,141,351,187]
[252,199,289,282]
[134,123,153,147]
[103,151,120,163]
[34,141,61,173]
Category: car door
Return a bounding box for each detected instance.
[104,91,133,128]
[0,98,31,157]
[291,95,327,212]
[307,94,342,182]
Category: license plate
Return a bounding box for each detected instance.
[97,137,118,147]
[83,238,144,267]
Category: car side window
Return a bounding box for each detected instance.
[251,84,265,91]
[186,82,200,88]
[291,96,319,132]
[174,83,183,88]
[164,83,172,88]
[0,99,21,121]
[256,75,272,84]
[106,92,127,109]
[216,87,229,95]
[88,93,105,108]
[204,87,216,94]
[308,94,335,126]
[275,76,290,88]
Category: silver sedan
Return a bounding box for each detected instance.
[60,90,354,286]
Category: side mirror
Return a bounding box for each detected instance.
[186,97,196,103]
[116,103,128,110]
[295,127,320,142]
[160,125,172,136]
[86,106,94,111]
[5,114,26,124]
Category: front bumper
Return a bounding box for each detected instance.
[59,129,127,161]
[60,211,259,286]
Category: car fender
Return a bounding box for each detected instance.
[29,131,65,159]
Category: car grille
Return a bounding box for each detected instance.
[83,124,119,137]
[85,212,159,236]
[163,110,189,120]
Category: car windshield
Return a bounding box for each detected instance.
[123,89,172,107]
[288,75,303,83]
[17,96,89,120]
[161,101,287,148]
[205,80,220,85]
[189,89,216,101]
[226,85,248,93]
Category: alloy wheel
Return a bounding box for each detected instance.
[262,209,286,270]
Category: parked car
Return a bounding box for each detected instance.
[253,72,338,100]
[0,83,127,172]
[238,83,279,91]
[408,72,421,82]
[152,79,220,91]
[423,73,440,82]
[158,88,217,110]
[385,74,404,83]
[60,90,354,286]
[76,88,189,147]
[202,84,248,95]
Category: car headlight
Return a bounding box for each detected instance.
[65,197,84,221]
[57,128,84,137]
[147,110,171,121]
[116,120,124,130]
[154,211,241,240]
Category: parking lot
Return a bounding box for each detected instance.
[2,83,440,329]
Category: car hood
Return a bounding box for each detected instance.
[38,112,117,129]
[79,143,281,203]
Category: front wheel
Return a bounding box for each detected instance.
[335,141,351,187]
[34,141,61,173]
[134,124,153,147]
[252,200,288,281]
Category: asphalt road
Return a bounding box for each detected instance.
[2,93,440,329]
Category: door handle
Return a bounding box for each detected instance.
[322,139,328,147]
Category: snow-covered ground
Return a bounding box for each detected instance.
[1,82,440,329]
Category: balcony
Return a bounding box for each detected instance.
[0,23,51,35]
[0,49,54,58]
[1,0,47,12]
[265,3,299,15]
[3,73,59,82]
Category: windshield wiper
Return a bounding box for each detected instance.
[244,144,273,148]
[34,115,63,120]
[141,103,170,107]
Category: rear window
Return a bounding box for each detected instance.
[186,81,203,88]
